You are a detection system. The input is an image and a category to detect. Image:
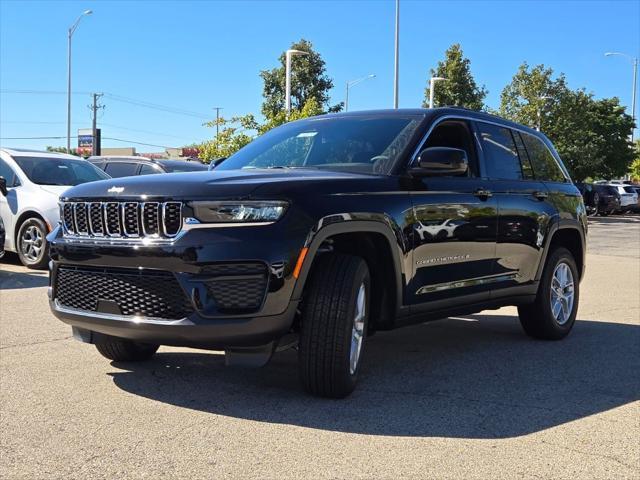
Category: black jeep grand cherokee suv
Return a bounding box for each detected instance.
[49,108,586,398]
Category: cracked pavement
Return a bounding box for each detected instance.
[1,216,639,479]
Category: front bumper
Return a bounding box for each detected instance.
[49,296,298,349]
[48,221,308,348]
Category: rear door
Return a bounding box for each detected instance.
[408,118,498,308]
[474,122,556,296]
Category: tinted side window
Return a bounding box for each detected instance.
[521,133,566,182]
[0,159,19,187]
[512,131,535,180]
[139,164,163,175]
[105,162,139,178]
[477,123,523,180]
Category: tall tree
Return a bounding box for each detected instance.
[500,62,635,180]
[423,44,487,110]
[260,39,341,119]
[499,62,568,130]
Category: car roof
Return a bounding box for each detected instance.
[311,107,542,137]
[88,156,153,162]
[1,147,81,160]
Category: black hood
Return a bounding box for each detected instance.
[61,168,390,201]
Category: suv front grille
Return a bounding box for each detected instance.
[61,201,182,239]
[54,266,193,320]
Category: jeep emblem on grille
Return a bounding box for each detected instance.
[107,186,124,193]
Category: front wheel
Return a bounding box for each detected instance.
[298,254,370,398]
[17,217,49,269]
[518,247,579,340]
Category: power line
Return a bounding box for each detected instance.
[0,135,176,149]
[1,89,213,119]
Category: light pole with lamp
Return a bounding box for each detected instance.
[67,9,92,153]
[536,95,552,131]
[285,49,308,115]
[428,77,446,108]
[345,74,375,112]
[605,52,638,142]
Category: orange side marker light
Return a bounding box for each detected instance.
[293,247,309,279]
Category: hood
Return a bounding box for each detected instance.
[39,185,72,197]
[61,168,387,201]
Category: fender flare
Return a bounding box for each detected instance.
[534,218,586,281]
[291,219,406,316]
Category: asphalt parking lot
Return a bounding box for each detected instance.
[1,216,639,479]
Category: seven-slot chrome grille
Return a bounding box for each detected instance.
[61,201,182,239]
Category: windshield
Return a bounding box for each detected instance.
[14,156,110,186]
[216,115,424,175]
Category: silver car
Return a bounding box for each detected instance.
[0,148,110,268]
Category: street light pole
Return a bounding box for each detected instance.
[285,49,308,115]
[605,52,639,142]
[393,0,399,109]
[345,74,376,112]
[428,77,446,108]
[67,9,92,153]
[536,95,552,132]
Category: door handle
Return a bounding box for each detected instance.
[474,188,493,199]
[533,191,548,200]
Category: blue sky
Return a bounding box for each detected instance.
[1,0,638,153]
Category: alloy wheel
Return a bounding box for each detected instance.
[20,225,44,263]
[349,282,366,375]
[550,262,575,325]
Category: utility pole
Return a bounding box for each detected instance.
[90,93,104,156]
[213,107,223,140]
[393,0,399,109]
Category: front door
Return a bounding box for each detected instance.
[408,119,498,308]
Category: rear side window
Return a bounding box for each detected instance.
[105,162,139,178]
[521,133,566,182]
[512,131,535,180]
[139,164,163,175]
[477,122,523,180]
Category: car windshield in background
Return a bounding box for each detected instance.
[14,156,110,186]
[216,115,424,175]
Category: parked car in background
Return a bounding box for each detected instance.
[592,184,621,216]
[575,182,598,217]
[608,183,638,213]
[629,185,640,212]
[89,156,207,178]
[0,215,5,259]
[0,148,110,268]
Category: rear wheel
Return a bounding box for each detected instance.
[95,336,159,362]
[298,254,370,398]
[16,217,49,269]
[518,247,579,340]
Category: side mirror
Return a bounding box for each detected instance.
[412,147,468,176]
[0,177,7,197]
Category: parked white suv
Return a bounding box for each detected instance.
[608,183,638,212]
[0,148,109,268]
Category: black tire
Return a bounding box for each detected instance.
[518,247,579,340]
[95,336,159,362]
[299,254,370,398]
[16,217,49,269]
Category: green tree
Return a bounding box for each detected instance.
[630,140,640,181]
[499,62,568,130]
[260,39,341,119]
[500,62,635,180]
[46,146,80,156]
[423,44,487,110]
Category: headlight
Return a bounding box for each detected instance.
[188,201,288,223]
